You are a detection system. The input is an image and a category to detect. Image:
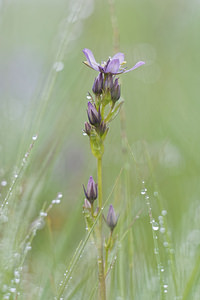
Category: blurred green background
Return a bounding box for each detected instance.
[0,0,200,299]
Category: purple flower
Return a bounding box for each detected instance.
[83,176,98,204]
[87,102,101,126]
[105,205,119,232]
[83,48,145,75]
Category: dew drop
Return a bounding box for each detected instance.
[162,210,167,216]
[154,248,159,254]
[163,284,168,288]
[57,193,63,199]
[160,227,165,233]
[87,94,91,100]
[141,189,146,195]
[32,134,38,141]
[152,221,159,231]
[82,132,87,136]
[161,268,164,272]
[164,289,168,293]
[163,241,168,247]
[40,211,47,217]
[10,287,16,293]
[14,270,20,277]
[53,61,64,72]
[1,180,7,186]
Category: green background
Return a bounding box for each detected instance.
[0,0,199,299]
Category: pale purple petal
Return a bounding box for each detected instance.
[124,61,145,73]
[112,52,124,64]
[104,59,120,74]
[82,48,99,71]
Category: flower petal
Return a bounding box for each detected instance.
[112,52,124,64]
[104,59,120,74]
[82,48,99,71]
[124,61,145,73]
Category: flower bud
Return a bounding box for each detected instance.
[99,121,107,136]
[106,205,119,232]
[104,74,114,91]
[87,102,101,127]
[83,176,98,204]
[111,78,120,103]
[92,73,103,95]
[83,122,92,136]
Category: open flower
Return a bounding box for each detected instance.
[83,48,145,75]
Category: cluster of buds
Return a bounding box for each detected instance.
[82,48,145,158]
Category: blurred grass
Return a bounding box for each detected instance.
[0,0,200,299]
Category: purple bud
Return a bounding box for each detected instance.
[111,78,121,103]
[84,122,92,136]
[92,73,103,95]
[104,74,114,90]
[87,102,101,127]
[106,205,119,232]
[83,176,98,204]
[99,121,107,136]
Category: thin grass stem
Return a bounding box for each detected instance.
[97,157,106,300]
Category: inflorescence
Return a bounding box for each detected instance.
[82,48,145,231]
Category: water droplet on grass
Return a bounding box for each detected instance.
[160,227,165,233]
[141,189,146,195]
[161,268,164,272]
[1,180,7,186]
[152,221,159,231]
[32,134,38,141]
[163,284,168,288]
[154,248,159,254]
[53,61,64,72]
[162,210,167,216]
[40,211,47,217]
[163,241,168,247]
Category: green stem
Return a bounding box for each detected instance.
[97,157,106,300]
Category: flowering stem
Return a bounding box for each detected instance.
[97,156,106,300]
